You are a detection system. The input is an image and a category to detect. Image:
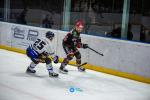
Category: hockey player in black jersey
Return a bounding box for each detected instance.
[59,20,88,74]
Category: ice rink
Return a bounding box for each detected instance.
[0,49,150,100]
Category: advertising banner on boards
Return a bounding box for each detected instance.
[11,25,40,50]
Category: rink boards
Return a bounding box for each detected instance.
[0,21,150,84]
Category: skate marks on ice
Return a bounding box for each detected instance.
[44,68,121,94]
[44,67,150,99]
[12,72,48,78]
[0,49,150,100]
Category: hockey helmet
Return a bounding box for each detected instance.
[75,20,84,29]
[75,20,84,33]
[46,31,55,39]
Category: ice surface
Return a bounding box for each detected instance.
[0,49,150,100]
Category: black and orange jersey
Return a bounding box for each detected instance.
[63,29,82,48]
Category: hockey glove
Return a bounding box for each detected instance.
[82,44,88,49]
[53,56,59,64]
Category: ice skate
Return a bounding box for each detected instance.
[49,72,59,77]
[26,67,36,73]
[59,66,68,74]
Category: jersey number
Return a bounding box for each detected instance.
[33,39,46,50]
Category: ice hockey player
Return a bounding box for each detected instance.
[26,31,59,77]
[59,20,88,74]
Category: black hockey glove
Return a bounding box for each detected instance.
[53,56,59,64]
[82,44,88,49]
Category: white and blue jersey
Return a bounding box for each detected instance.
[26,37,55,61]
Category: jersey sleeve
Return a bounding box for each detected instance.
[63,33,72,42]
[44,38,56,58]
[76,37,82,48]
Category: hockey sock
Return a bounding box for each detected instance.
[28,62,37,70]
[46,63,53,73]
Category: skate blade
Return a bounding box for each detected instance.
[49,75,59,78]
[59,70,68,74]
[78,69,86,72]
[26,71,36,75]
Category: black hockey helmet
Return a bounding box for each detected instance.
[46,31,55,39]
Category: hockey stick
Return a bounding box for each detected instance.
[88,46,104,56]
[78,62,87,67]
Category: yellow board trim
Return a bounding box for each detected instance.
[0,45,150,84]
[0,45,26,54]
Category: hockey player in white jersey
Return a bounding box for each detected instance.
[26,31,59,77]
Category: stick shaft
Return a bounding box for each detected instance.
[88,47,104,56]
[78,62,87,67]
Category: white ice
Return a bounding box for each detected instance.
[0,49,150,100]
